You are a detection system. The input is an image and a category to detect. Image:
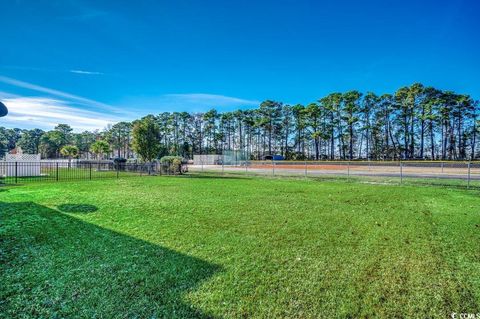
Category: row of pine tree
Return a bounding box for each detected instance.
[1,83,479,161]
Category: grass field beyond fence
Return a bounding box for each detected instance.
[1,175,479,318]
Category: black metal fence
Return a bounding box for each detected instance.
[0,161,188,184]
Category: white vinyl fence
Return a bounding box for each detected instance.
[3,154,41,177]
[193,154,222,165]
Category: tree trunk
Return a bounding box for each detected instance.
[330,113,335,160]
[365,128,369,160]
[429,119,435,160]
[349,124,354,160]
[410,111,415,158]
[403,115,409,159]
[472,114,477,160]
[268,119,272,155]
[420,107,425,159]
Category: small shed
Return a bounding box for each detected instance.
[3,148,41,177]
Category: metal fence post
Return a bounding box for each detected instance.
[400,161,403,184]
[0,163,4,186]
[441,161,444,173]
[304,160,307,178]
[15,161,18,184]
[272,160,275,176]
[347,161,350,177]
[467,162,471,189]
[89,162,92,180]
[56,162,59,181]
[116,162,119,179]
[222,159,225,175]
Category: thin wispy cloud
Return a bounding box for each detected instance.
[165,94,260,107]
[1,65,105,76]
[122,93,261,113]
[0,75,128,115]
[70,69,104,75]
[0,76,261,131]
[0,95,124,131]
[0,65,53,72]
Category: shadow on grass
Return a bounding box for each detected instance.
[0,201,222,318]
[57,203,98,213]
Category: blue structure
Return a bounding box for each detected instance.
[263,155,284,161]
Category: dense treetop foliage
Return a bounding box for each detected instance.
[1,83,478,160]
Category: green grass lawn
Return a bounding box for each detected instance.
[1,176,479,318]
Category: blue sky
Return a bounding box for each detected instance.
[0,0,479,131]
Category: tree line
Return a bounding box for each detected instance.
[1,83,479,161]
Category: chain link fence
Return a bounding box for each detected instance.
[3,158,479,189]
[188,159,480,189]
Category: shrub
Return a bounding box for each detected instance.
[113,157,127,164]
[160,156,183,175]
[113,157,127,170]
